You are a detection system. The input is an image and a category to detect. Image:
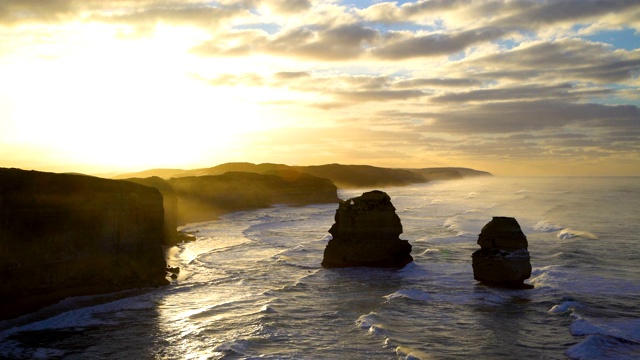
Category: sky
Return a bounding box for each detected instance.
[0,0,639,176]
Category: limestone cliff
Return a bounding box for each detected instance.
[124,176,178,245]
[322,190,413,268]
[0,168,169,319]
[168,171,338,224]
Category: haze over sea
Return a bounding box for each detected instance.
[0,176,638,359]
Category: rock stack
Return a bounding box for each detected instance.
[321,190,413,268]
[471,217,532,289]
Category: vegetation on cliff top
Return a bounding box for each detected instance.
[113,162,492,188]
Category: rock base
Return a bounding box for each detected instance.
[322,238,413,268]
[472,248,532,289]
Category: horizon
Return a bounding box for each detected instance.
[1,1,639,177]
[3,161,639,179]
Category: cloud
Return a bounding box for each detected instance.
[262,0,312,14]
[394,77,483,88]
[201,71,430,104]
[358,0,640,34]
[464,38,640,84]
[335,89,425,102]
[2,0,638,175]
[493,0,640,29]
[185,1,640,62]
[205,73,266,86]
[373,27,511,59]
[95,4,251,29]
[193,23,379,60]
[424,101,639,134]
[0,0,76,24]
[358,0,472,23]
[0,0,254,30]
[274,71,311,80]
[431,83,578,103]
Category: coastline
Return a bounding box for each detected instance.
[0,163,491,320]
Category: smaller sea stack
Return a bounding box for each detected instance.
[321,190,413,268]
[471,217,533,289]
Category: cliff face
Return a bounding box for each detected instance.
[168,171,338,224]
[0,168,169,319]
[124,177,178,245]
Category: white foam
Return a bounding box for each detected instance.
[548,301,580,315]
[259,305,277,314]
[420,248,440,255]
[533,220,564,232]
[557,228,598,240]
[566,334,640,360]
[368,324,387,336]
[570,317,640,342]
[384,289,431,302]
[0,295,153,341]
[213,339,249,354]
[396,345,433,360]
[443,217,464,236]
[355,313,380,332]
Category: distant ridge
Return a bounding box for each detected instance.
[407,167,492,180]
[295,164,425,188]
[112,162,492,188]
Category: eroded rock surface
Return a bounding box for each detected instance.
[321,190,413,268]
[472,217,532,289]
[0,168,169,319]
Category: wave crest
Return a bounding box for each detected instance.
[557,228,598,240]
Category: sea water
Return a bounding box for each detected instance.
[0,177,638,359]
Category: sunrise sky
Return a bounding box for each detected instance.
[0,0,638,176]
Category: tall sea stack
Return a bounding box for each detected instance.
[0,168,169,319]
[471,217,532,289]
[321,190,413,268]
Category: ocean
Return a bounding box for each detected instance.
[0,177,638,359]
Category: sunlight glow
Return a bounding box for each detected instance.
[0,23,297,171]
[0,1,638,175]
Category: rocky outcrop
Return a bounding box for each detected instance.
[0,168,169,319]
[322,190,413,268]
[471,217,532,289]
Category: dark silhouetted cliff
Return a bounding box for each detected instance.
[0,168,169,319]
[124,176,178,245]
